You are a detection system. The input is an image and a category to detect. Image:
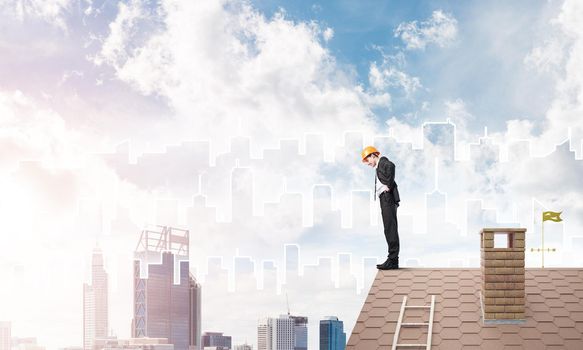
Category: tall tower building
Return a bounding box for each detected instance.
[271,316,294,350]
[319,316,345,350]
[190,273,202,349]
[0,321,11,350]
[83,247,108,350]
[257,320,271,350]
[132,226,202,350]
[290,316,307,350]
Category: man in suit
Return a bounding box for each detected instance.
[361,146,400,270]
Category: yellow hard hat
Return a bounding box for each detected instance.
[361,146,379,162]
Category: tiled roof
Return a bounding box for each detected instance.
[347,268,583,350]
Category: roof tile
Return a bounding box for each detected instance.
[521,339,546,350]
[558,327,583,340]
[540,333,565,346]
[459,333,482,346]
[440,327,462,340]
[347,268,583,350]
[564,339,583,350]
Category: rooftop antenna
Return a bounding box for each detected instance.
[286,293,290,316]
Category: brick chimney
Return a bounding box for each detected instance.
[480,228,526,323]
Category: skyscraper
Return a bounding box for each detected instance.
[290,316,307,350]
[257,315,307,350]
[272,316,294,350]
[190,273,202,349]
[83,247,108,350]
[132,226,201,350]
[257,320,271,350]
[319,317,345,350]
[0,321,10,350]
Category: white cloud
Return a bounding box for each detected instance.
[0,89,135,349]
[531,0,583,156]
[0,0,72,30]
[394,10,458,50]
[323,27,334,42]
[385,117,423,148]
[93,0,379,157]
[92,0,147,69]
[444,98,473,148]
[367,48,420,98]
[369,62,421,97]
[524,39,565,73]
[0,90,72,166]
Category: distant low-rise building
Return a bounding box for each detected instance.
[11,338,45,350]
[93,337,173,350]
[201,332,231,350]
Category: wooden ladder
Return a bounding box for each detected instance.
[391,295,436,350]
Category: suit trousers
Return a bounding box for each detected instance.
[379,191,399,261]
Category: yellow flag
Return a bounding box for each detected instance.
[543,211,562,222]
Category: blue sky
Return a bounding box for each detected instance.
[252,0,560,133]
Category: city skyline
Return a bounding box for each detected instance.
[2,125,580,349]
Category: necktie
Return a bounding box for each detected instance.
[374,169,377,201]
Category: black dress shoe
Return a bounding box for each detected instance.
[379,260,399,270]
[376,258,390,268]
[379,264,399,270]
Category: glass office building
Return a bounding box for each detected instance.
[319,316,346,350]
[132,227,201,350]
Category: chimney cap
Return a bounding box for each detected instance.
[479,227,526,234]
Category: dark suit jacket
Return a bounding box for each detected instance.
[376,156,401,204]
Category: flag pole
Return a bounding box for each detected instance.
[541,213,545,268]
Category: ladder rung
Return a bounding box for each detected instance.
[405,305,431,309]
[397,344,427,347]
[401,322,429,327]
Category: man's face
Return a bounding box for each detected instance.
[364,155,377,167]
